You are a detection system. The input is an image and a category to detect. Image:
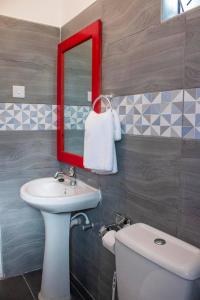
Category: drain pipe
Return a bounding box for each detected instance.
[71,212,94,230]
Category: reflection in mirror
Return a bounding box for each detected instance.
[64,39,92,156]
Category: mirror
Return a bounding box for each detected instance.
[64,39,92,156]
[57,20,102,168]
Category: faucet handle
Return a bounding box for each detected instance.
[54,170,61,179]
[54,170,65,181]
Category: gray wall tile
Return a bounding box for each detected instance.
[0,15,59,275]
[178,139,200,248]
[70,222,101,298]
[117,136,181,235]
[0,131,59,277]
[2,238,44,277]
[120,136,182,209]
[102,15,185,95]
[185,7,200,88]
[97,248,115,300]
[61,0,200,95]
[102,0,160,45]
[0,15,59,104]
[0,204,45,278]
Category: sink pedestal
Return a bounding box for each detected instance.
[39,211,71,300]
[20,177,101,300]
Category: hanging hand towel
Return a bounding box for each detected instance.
[113,109,121,141]
[92,143,118,174]
[91,109,121,174]
[83,109,116,172]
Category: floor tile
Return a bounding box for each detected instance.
[23,270,42,298]
[71,282,85,300]
[0,276,34,300]
[24,270,84,300]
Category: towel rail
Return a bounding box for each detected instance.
[92,94,113,111]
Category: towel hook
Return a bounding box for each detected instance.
[92,94,113,111]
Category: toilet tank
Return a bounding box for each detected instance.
[115,224,200,300]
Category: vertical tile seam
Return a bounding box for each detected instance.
[22,274,36,300]
[183,13,187,90]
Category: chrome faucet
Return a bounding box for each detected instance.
[54,167,76,186]
[54,171,66,182]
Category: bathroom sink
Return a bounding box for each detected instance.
[20,176,101,300]
[20,177,101,213]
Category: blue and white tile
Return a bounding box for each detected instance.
[0,103,57,130]
[183,88,200,139]
[114,89,183,137]
[160,90,183,137]
[151,92,162,104]
[117,96,134,134]
[134,94,143,115]
[64,105,90,130]
[3,88,200,140]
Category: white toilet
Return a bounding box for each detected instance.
[107,223,200,300]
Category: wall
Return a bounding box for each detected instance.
[0,15,60,277]
[0,0,97,27]
[0,16,59,104]
[0,0,199,297]
[61,1,200,299]
[62,0,200,96]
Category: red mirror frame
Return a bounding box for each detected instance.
[57,20,102,168]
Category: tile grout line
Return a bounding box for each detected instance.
[71,281,86,300]
[71,272,96,300]
[22,274,85,300]
[22,275,36,300]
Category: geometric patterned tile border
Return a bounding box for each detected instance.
[0,103,57,130]
[113,90,183,138]
[183,88,200,139]
[1,88,200,139]
[64,105,90,130]
[112,88,200,139]
[0,104,90,131]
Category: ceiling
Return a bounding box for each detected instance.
[0,0,96,27]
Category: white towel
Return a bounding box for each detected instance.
[92,144,117,174]
[93,110,121,174]
[84,109,118,173]
[113,109,121,141]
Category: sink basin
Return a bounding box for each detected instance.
[20,176,101,300]
[20,177,101,213]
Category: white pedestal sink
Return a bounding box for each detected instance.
[20,177,101,300]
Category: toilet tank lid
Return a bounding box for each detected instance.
[116,223,200,280]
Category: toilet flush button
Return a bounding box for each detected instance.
[154,238,166,245]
